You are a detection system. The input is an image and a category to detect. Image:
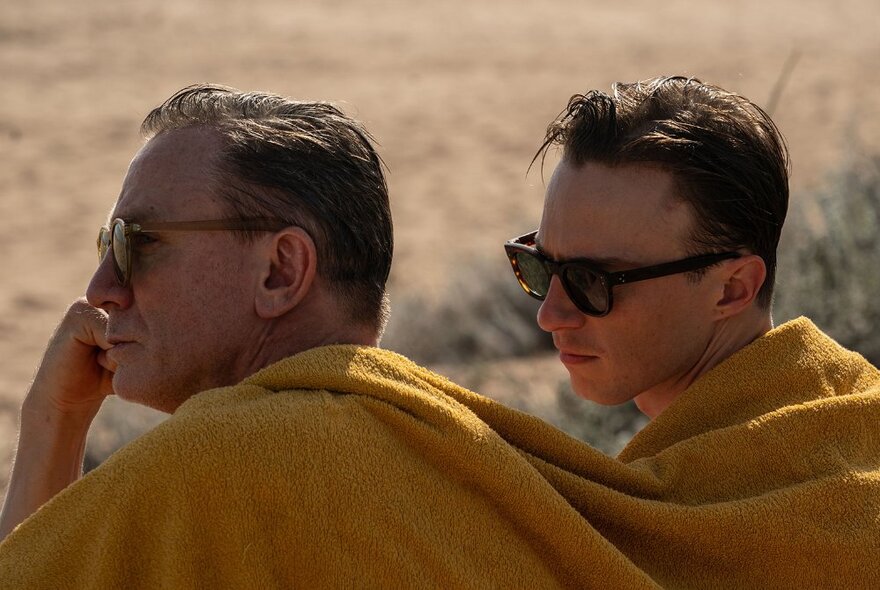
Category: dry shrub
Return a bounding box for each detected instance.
[776,149,880,364]
[501,378,648,456]
[382,258,554,364]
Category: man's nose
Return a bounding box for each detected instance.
[86,251,133,311]
[536,275,585,333]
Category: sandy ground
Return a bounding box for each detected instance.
[1,0,878,490]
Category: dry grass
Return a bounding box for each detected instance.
[775,147,880,364]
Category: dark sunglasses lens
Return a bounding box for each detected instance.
[112,222,128,284]
[514,250,550,297]
[564,266,609,315]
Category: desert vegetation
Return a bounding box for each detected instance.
[775,148,880,364]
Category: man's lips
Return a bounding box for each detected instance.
[557,350,600,365]
[105,337,137,359]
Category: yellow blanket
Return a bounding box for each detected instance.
[0,317,878,588]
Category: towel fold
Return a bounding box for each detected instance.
[0,317,877,588]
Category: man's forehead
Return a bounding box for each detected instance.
[107,128,226,222]
[538,160,694,263]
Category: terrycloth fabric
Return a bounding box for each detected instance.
[0,317,878,588]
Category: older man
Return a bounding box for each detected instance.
[1,84,640,589]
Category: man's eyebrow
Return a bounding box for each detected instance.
[533,234,546,253]
[533,236,640,268]
[108,208,158,222]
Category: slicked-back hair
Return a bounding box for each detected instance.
[141,84,393,330]
[535,76,789,308]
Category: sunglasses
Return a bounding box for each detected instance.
[504,231,741,317]
[97,217,288,287]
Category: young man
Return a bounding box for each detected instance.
[503,76,879,585]
[507,75,788,418]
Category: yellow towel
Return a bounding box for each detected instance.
[0,317,877,588]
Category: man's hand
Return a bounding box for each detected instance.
[1,299,116,541]
[26,298,116,417]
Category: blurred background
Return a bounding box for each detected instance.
[1,0,878,489]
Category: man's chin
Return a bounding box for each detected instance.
[569,376,635,407]
[111,371,176,413]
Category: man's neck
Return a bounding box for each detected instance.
[235,315,378,384]
[634,311,773,418]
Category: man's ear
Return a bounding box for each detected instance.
[254,227,318,319]
[714,254,767,317]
